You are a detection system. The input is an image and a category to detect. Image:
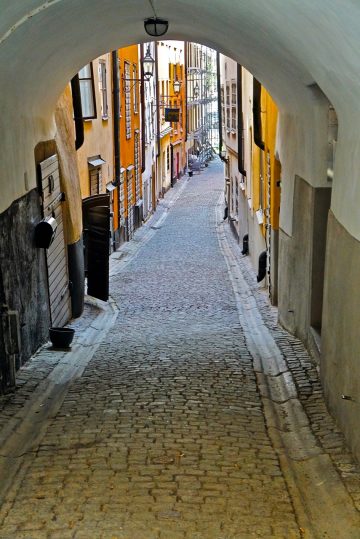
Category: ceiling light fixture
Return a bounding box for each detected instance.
[144,16,169,37]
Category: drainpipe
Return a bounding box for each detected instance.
[140,44,146,174]
[216,51,222,155]
[155,42,160,159]
[170,144,174,187]
[71,74,84,150]
[155,42,161,200]
[237,64,246,176]
[112,50,121,186]
[184,41,188,144]
[112,49,121,239]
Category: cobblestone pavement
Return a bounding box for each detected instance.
[0,160,359,538]
[235,247,360,514]
[0,301,102,432]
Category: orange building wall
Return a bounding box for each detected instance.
[119,45,141,219]
[252,86,280,235]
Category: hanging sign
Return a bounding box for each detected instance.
[165,108,180,122]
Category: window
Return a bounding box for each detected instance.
[226,84,230,106]
[78,63,96,119]
[226,83,231,130]
[89,168,101,195]
[259,151,264,210]
[134,131,140,201]
[221,85,225,128]
[167,146,170,170]
[98,60,108,119]
[119,168,126,223]
[226,107,230,130]
[231,107,237,131]
[231,81,237,131]
[145,103,150,144]
[133,64,138,113]
[124,62,131,139]
[127,167,134,207]
[231,82,237,106]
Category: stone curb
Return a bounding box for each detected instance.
[215,192,360,539]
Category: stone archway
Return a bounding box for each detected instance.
[1,0,360,458]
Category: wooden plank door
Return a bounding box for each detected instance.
[39,154,71,327]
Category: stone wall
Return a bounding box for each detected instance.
[322,211,360,461]
[278,176,331,347]
[0,189,50,367]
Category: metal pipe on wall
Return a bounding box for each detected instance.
[70,75,84,150]
[216,51,223,155]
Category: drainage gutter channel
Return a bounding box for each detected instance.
[216,193,360,539]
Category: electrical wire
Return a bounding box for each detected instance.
[148,0,157,17]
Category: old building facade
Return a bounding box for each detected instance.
[220,56,281,303]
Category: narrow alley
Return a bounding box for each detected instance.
[0,161,359,539]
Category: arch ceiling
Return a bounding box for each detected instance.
[1,0,360,234]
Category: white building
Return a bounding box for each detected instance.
[141,42,157,220]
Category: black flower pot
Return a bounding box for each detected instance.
[49,327,75,349]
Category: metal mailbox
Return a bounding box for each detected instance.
[34,216,58,248]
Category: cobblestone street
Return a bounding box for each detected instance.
[0,160,359,538]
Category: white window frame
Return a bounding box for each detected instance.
[133,64,138,113]
[78,63,97,120]
[98,60,108,119]
[125,61,131,139]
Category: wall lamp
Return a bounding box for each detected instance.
[193,82,200,99]
[173,79,181,94]
[143,46,156,79]
[122,46,155,86]
[144,17,169,37]
[220,149,229,163]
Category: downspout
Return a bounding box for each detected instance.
[184,41,188,144]
[170,143,174,187]
[155,42,160,159]
[69,74,85,318]
[71,74,84,150]
[112,50,121,186]
[216,51,222,155]
[237,64,246,176]
[140,44,146,174]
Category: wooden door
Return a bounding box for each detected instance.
[82,194,110,301]
[39,154,71,327]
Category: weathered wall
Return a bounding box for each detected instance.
[0,190,50,365]
[54,86,83,245]
[237,190,248,248]
[270,229,279,305]
[278,176,332,347]
[54,86,85,318]
[322,211,360,461]
[276,86,330,237]
[76,54,114,198]
[278,176,314,339]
